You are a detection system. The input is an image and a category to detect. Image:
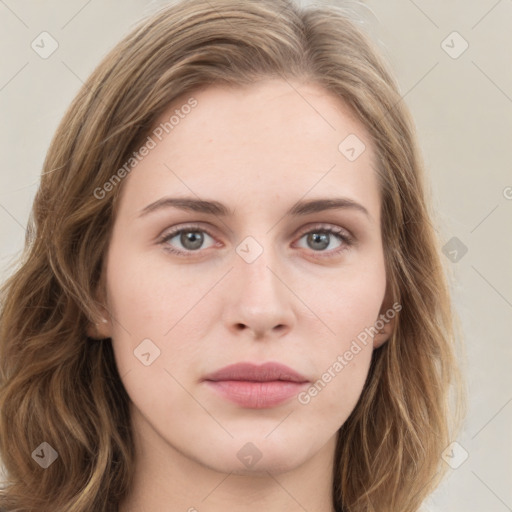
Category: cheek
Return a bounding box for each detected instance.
[300,261,385,406]
[105,247,203,336]
[105,247,213,379]
[297,311,375,424]
[309,260,387,341]
[295,335,373,433]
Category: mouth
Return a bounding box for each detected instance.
[202,362,310,409]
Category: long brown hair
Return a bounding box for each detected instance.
[0,0,465,510]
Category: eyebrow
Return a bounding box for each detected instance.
[138,196,371,221]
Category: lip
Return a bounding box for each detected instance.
[202,362,310,409]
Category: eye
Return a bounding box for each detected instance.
[294,224,353,258]
[159,224,217,256]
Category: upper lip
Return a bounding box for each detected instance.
[203,362,309,383]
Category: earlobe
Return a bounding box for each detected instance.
[86,277,112,340]
[86,316,111,340]
[373,285,398,349]
[373,317,394,349]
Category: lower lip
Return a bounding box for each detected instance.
[204,380,309,409]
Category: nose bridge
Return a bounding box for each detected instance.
[234,234,282,299]
[223,233,294,336]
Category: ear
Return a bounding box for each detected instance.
[86,276,113,340]
[373,285,399,349]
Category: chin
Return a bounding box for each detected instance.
[198,437,313,476]
[207,454,307,477]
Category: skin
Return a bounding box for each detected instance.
[89,78,395,512]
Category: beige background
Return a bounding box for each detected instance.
[1,1,511,510]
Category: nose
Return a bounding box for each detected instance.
[222,244,296,340]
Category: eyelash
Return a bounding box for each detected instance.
[158,223,354,259]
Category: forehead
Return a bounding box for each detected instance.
[117,79,380,224]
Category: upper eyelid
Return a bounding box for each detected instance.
[159,222,353,246]
[295,223,351,237]
[160,222,351,238]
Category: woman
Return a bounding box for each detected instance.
[0,0,465,510]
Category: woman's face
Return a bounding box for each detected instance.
[96,79,394,475]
